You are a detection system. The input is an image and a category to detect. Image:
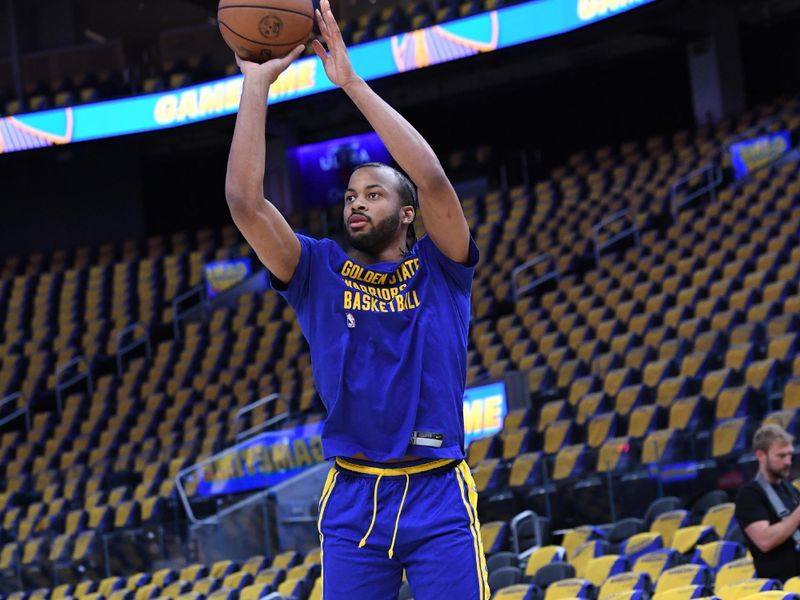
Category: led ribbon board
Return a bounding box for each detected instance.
[195,421,325,497]
[463,380,508,447]
[730,130,792,180]
[205,257,252,298]
[287,131,391,208]
[0,0,655,155]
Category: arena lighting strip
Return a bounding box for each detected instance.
[0,0,655,155]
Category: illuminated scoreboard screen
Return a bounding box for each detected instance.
[286,132,391,208]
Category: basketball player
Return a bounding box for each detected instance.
[225,1,488,598]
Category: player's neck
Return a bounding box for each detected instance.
[350,237,408,265]
[351,247,404,265]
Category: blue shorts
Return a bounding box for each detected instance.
[317,458,490,600]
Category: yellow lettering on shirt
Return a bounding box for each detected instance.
[339,257,424,314]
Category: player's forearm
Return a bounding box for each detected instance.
[343,78,449,191]
[226,73,272,209]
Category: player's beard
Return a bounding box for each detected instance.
[346,212,401,255]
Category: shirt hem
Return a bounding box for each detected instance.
[322,439,464,463]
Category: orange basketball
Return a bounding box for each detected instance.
[218,0,314,63]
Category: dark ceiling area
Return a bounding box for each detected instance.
[1,0,798,58]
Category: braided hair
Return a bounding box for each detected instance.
[352,162,418,257]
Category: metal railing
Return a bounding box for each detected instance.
[511,510,543,558]
[592,208,640,265]
[184,461,330,564]
[172,285,208,340]
[669,162,723,218]
[234,393,289,443]
[115,322,152,377]
[0,392,29,432]
[55,356,93,414]
[511,253,559,301]
[175,440,251,524]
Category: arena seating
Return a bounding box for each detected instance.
[1,77,800,599]
[335,0,527,47]
[483,492,784,599]
[459,93,800,534]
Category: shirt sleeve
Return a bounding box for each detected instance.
[415,235,479,294]
[268,233,322,309]
[736,484,773,530]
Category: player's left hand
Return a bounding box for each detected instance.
[312,0,360,89]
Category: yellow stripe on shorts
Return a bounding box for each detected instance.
[317,467,339,600]
[455,461,489,600]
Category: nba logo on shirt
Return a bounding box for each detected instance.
[346,313,356,329]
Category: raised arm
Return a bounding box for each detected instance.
[225,47,305,284]
[312,0,471,265]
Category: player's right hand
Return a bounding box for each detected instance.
[235,45,305,85]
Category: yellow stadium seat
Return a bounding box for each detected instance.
[714,558,755,589]
[151,568,178,588]
[553,445,586,481]
[740,593,800,600]
[584,555,629,587]
[508,452,543,489]
[651,585,710,600]
[524,545,567,577]
[654,565,712,594]
[539,401,568,432]
[277,578,305,598]
[192,578,220,596]
[598,572,652,600]
[239,584,273,600]
[562,527,598,560]
[473,458,501,493]
[544,420,573,455]
[493,584,540,599]
[52,584,75,600]
[650,510,689,547]
[98,577,125,596]
[544,578,596,600]
[569,540,606,579]
[785,577,800,594]
[716,579,781,600]
[480,521,508,555]
[303,547,321,565]
[632,549,679,584]
[701,503,736,538]
[133,585,160,600]
[74,580,99,596]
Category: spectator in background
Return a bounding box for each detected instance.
[735,424,800,581]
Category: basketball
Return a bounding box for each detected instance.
[218,0,314,63]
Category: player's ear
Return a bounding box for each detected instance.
[401,205,415,224]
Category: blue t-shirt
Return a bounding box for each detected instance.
[271,234,478,462]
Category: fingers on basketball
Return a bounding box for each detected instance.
[218,0,314,64]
